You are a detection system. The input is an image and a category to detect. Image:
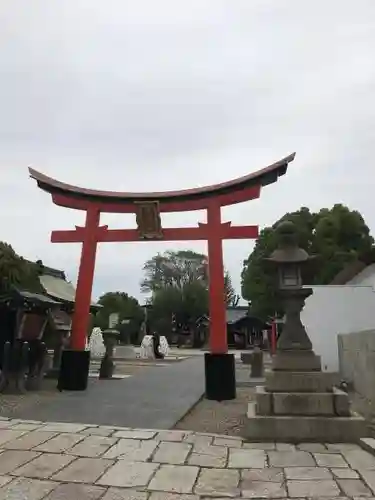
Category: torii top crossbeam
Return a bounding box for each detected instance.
[29,153,295,359]
[29,153,295,213]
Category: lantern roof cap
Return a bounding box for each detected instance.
[266,220,314,264]
[267,247,310,263]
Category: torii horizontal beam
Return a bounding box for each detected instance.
[51,223,259,243]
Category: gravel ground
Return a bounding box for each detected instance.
[174,386,255,436]
[0,378,60,418]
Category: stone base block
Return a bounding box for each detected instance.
[255,386,272,415]
[266,371,338,393]
[359,437,375,456]
[333,387,351,416]
[273,392,334,416]
[245,402,367,442]
[205,353,236,401]
[272,351,321,371]
[58,350,90,391]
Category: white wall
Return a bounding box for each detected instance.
[300,285,375,372]
[338,329,375,419]
[347,263,375,287]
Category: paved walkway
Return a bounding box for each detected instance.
[0,417,374,499]
[10,357,205,429]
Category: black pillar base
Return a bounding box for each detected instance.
[204,352,236,401]
[57,350,90,391]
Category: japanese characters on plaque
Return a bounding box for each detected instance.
[135,201,163,239]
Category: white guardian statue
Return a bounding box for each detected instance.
[88,327,106,359]
[140,333,169,359]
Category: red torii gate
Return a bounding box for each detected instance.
[29,153,295,400]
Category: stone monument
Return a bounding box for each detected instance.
[88,327,106,359]
[140,333,169,359]
[245,220,367,442]
[250,346,263,378]
[115,318,137,359]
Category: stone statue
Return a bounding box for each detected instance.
[88,327,106,359]
[140,332,169,359]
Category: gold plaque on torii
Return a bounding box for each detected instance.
[135,201,163,239]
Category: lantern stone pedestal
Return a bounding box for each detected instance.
[245,349,367,442]
[249,347,263,378]
[245,294,367,441]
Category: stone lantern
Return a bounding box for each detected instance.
[265,220,315,353]
[245,220,366,442]
[99,329,120,379]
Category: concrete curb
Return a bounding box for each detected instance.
[236,378,265,388]
[359,437,375,456]
[171,391,205,429]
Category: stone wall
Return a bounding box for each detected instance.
[338,329,375,421]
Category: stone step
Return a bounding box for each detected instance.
[265,371,339,393]
[273,391,334,416]
[245,401,367,442]
[272,351,321,371]
[359,437,375,456]
[332,387,351,416]
[254,386,350,417]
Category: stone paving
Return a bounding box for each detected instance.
[8,356,205,429]
[0,417,375,499]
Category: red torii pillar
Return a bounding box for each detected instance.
[29,153,295,399]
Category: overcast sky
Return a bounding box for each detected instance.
[1,0,374,304]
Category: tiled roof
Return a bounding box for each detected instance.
[226,307,248,324]
[0,287,60,307]
[39,274,77,303]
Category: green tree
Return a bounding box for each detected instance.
[92,291,144,342]
[0,242,42,293]
[142,249,239,329]
[148,280,209,341]
[152,280,209,325]
[141,249,235,300]
[224,273,240,306]
[241,204,374,320]
[141,250,208,292]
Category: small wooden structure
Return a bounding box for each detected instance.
[0,261,101,387]
[228,314,271,349]
[195,307,271,349]
[0,287,60,392]
[33,260,100,376]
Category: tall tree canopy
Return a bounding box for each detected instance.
[141,250,208,292]
[141,249,238,305]
[241,204,374,320]
[142,249,240,329]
